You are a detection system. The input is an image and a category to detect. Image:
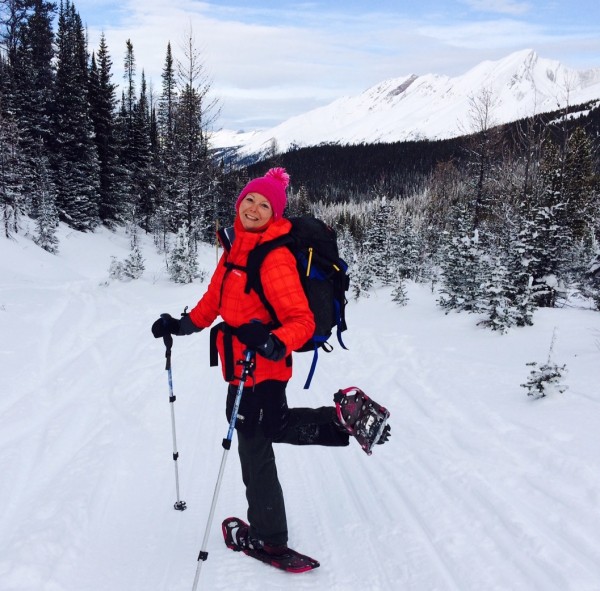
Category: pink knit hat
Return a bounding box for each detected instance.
[235,167,290,221]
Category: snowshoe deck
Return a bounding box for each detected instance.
[222,517,319,573]
[334,386,390,455]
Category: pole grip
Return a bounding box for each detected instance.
[163,334,173,370]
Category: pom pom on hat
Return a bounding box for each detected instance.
[264,167,290,188]
[235,167,290,221]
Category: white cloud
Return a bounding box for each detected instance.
[82,0,600,130]
[418,19,544,49]
[460,0,532,16]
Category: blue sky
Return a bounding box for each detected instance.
[78,0,600,130]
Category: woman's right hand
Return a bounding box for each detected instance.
[151,314,181,338]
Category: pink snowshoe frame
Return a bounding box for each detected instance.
[334,386,390,455]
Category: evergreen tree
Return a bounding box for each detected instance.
[438,201,486,313]
[168,225,198,283]
[286,184,312,217]
[123,38,135,126]
[585,251,600,310]
[12,0,55,148]
[521,329,567,399]
[0,0,29,112]
[129,71,154,231]
[395,214,423,281]
[391,273,409,306]
[32,154,59,252]
[0,97,24,237]
[504,205,537,326]
[51,0,100,230]
[479,255,518,333]
[153,41,179,249]
[361,197,393,284]
[349,237,374,300]
[336,224,355,264]
[106,228,144,281]
[173,29,218,244]
[563,127,596,242]
[115,39,136,217]
[529,141,570,307]
[121,228,144,279]
[158,42,176,137]
[522,359,568,399]
[88,33,122,226]
[2,0,57,234]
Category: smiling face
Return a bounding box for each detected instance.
[238,192,274,231]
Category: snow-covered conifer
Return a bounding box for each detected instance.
[529,141,571,307]
[349,243,374,300]
[121,231,144,280]
[108,256,124,281]
[438,202,487,313]
[521,328,568,399]
[395,215,423,281]
[33,161,59,254]
[479,256,517,333]
[366,197,395,285]
[391,275,409,306]
[168,226,198,284]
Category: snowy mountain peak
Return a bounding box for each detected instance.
[210,49,600,158]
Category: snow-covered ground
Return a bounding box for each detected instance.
[1,225,599,591]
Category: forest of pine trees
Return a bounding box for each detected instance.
[315,114,600,329]
[0,0,242,256]
[1,0,599,328]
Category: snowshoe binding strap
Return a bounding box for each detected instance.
[222,517,320,573]
[334,386,391,455]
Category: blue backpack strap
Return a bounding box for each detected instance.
[334,299,348,350]
[303,344,320,390]
[302,336,332,389]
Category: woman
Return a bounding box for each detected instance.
[152,168,352,556]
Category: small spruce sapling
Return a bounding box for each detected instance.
[167,227,206,284]
[106,230,145,282]
[521,327,568,399]
[122,232,145,280]
[392,275,409,306]
[108,256,124,281]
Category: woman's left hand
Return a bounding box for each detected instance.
[237,323,286,361]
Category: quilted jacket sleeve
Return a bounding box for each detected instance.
[188,253,227,329]
[260,247,315,353]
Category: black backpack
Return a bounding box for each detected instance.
[218,216,350,388]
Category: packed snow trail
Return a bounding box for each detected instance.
[1,227,600,591]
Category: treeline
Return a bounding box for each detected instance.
[242,96,600,321]
[1,1,599,323]
[312,116,600,325]
[0,0,243,254]
[249,99,600,204]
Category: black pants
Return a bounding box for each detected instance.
[226,380,349,546]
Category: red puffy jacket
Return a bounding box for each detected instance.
[189,216,315,385]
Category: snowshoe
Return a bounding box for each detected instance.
[222,517,320,573]
[334,386,390,455]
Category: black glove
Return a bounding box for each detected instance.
[152,312,203,338]
[151,313,181,338]
[236,322,286,361]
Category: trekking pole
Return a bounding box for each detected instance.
[161,328,187,511]
[191,348,255,591]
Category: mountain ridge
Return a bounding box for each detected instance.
[210,49,600,159]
